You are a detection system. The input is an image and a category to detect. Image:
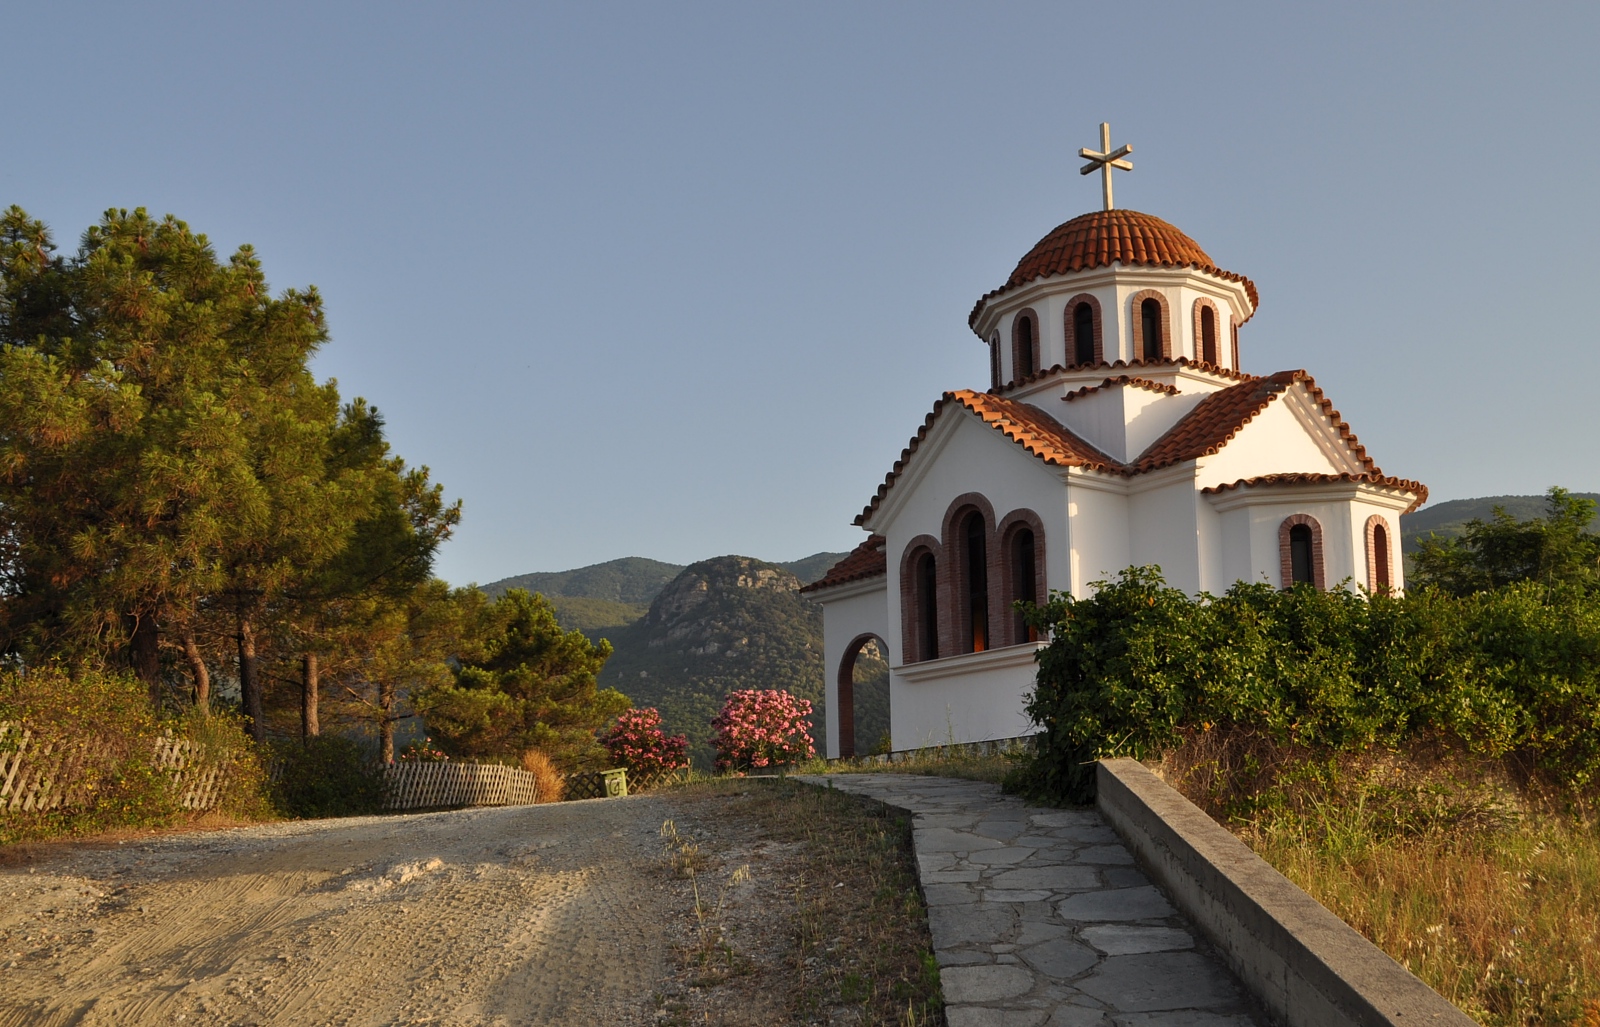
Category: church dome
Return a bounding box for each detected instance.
[970,209,1258,328]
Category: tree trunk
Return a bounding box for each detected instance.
[181,625,211,712]
[238,615,264,744]
[301,653,320,743]
[379,680,395,764]
[129,612,161,706]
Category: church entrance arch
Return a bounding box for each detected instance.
[837,633,891,758]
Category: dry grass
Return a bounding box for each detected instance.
[800,747,1021,786]
[1155,728,1600,1027]
[655,777,941,1026]
[518,748,565,802]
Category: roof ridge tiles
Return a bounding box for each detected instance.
[1203,473,1429,513]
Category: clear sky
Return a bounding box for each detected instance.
[5,3,1597,585]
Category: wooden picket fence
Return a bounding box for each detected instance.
[0,721,238,813]
[382,761,540,810]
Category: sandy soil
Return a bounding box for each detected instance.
[0,796,693,1027]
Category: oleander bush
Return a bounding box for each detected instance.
[1008,567,1600,806]
[710,689,816,772]
[603,707,689,777]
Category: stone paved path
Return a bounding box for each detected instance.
[798,774,1267,1027]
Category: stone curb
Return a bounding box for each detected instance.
[1096,759,1477,1027]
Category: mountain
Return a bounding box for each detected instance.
[596,555,827,767]
[479,552,848,638]
[1399,493,1599,554]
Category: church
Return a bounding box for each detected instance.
[802,125,1427,759]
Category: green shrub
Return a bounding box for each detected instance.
[0,666,279,842]
[1009,568,1600,805]
[271,735,385,819]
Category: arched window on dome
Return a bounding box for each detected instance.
[1200,305,1217,364]
[988,334,1001,390]
[1141,299,1162,361]
[1279,515,1326,590]
[1012,310,1038,381]
[961,511,989,653]
[1231,322,1240,369]
[1073,303,1095,366]
[1366,515,1393,593]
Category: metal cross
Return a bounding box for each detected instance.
[1078,122,1133,211]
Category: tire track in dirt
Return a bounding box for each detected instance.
[0,797,677,1027]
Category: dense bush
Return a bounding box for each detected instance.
[271,735,385,818]
[710,689,816,771]
[1010,568,1600,805]
[0,666,269,841]
[602,707,689,777]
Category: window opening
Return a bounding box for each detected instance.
[1201,306,1217,364]
[916,552,939,661]
[1373,522,1391,591]
[1012,528,1037,643]
[989,336,1001,389]
[1016,316,1035,378]
[964,513,988,653]
[1289,524,1315,585]
[1141,299,1162,360]
[1073,303,1095,366]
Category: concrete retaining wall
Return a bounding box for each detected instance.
[1095,758,1477,1027]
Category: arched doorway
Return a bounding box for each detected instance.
[837,634,891,758]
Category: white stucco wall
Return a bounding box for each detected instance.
[814,578,891,760]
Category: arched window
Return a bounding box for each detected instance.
[1073,303,1095,366]
[1231,322,1240,368]
[989,335,1001,389]
[1013,312,1037,380]
[1141,299,1162,361]
[1010,528,1037,643]
[1278,515,1326,590]
[916,551,939,661]
[1289,525,1314,584]
[1201,306,1217,364]
[962,512,989,653]
[1367,516,1393,592]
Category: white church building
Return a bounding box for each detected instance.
[802,126,1426,759]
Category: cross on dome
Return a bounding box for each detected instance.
[1078,122,1133,211]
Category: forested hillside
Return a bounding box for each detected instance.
[596,556,827,766]
[1400,493,1599,554]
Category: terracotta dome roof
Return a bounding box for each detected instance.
[970,209,1258,329]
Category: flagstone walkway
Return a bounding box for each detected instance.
[798,774,1267,1027]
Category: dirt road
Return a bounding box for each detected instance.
[0,797,684,1026]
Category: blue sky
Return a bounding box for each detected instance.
[6,3,1597,585]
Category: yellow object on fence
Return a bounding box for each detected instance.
[382,761,540,810]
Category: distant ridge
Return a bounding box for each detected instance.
[1400,493,1599,554]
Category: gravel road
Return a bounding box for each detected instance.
[0,797,681,1026]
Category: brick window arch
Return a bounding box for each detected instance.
[1063,294,1103,367]
[1192,298,1221,366]
[899,536,942,663]
[1128,290,1171,362]
[1231,321,1240,369]
[988,334,1001,390]
[1365,515,1394,593]
[1011,308,1040,382]
[835,632,888,758]
[997,509,1047,646]
[1278,514,1326,590]
[939,493,999,657]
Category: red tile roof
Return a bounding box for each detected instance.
[857,371,1414,526]
[1063,375,1179,402]
[988,357,1257,397]
[1203,473,1429,512]
[855,391,1121,525]
[799,535,887,593]
[1133,370,1375,475]
[970,210,1259,330]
